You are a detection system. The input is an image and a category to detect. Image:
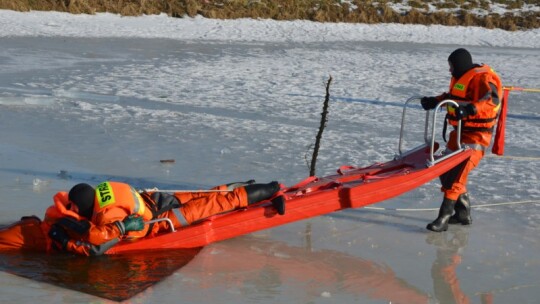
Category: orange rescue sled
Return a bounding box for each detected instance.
[107,98,472,254]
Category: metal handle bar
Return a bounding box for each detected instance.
[145,218,176,232]
[398,96,429,155]
[427,99,464,166]
[397,97,466,167]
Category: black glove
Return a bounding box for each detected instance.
[56,217,91,235]
[420,96,439,110]
[49,224,70,250]
[455,103,477,120]
[122,215,145,233]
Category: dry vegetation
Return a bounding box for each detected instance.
[0,0,539,30]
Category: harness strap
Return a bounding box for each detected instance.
[172,208,189,227]
[139,191,189,233]
[138,191,159,234]
[461,126,494,133]
[444,115,495,142]
[448,117,497,123]
[148,202,186,231]
[463,143,487,152]
[442,114,449,142]
[129,187,143,215]
[139,192,158,216]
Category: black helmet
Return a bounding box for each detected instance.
[448,48,474,79]
[68,183,95,219]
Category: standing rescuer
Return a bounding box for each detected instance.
[420,48,503,232]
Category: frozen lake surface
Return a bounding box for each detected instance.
[0,10,539,303]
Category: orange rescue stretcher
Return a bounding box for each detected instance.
[106,97,473,254]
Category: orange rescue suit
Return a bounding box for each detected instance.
[438,64,503,200]
[0,192,94,254]
[444,64,503,150]
[0,181,249,255]
[89,181,154,244]
[0,216,50,252]
[78,181,249,247]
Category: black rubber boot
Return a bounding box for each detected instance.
[448,192,472,225]
[427,198,456,232]
[245,181,280,205]
[226,179,256,191]
[271,196,286,215]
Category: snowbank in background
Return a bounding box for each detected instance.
[1,10,539,48]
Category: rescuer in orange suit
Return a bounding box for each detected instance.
[421,48,503,232]
[0,180,284,255]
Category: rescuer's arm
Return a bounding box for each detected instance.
[85,214,145,245]
[49,224,120,256]
[49,217,137,256]
[420,93,451,110]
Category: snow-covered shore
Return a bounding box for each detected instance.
[1,10,540,48]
